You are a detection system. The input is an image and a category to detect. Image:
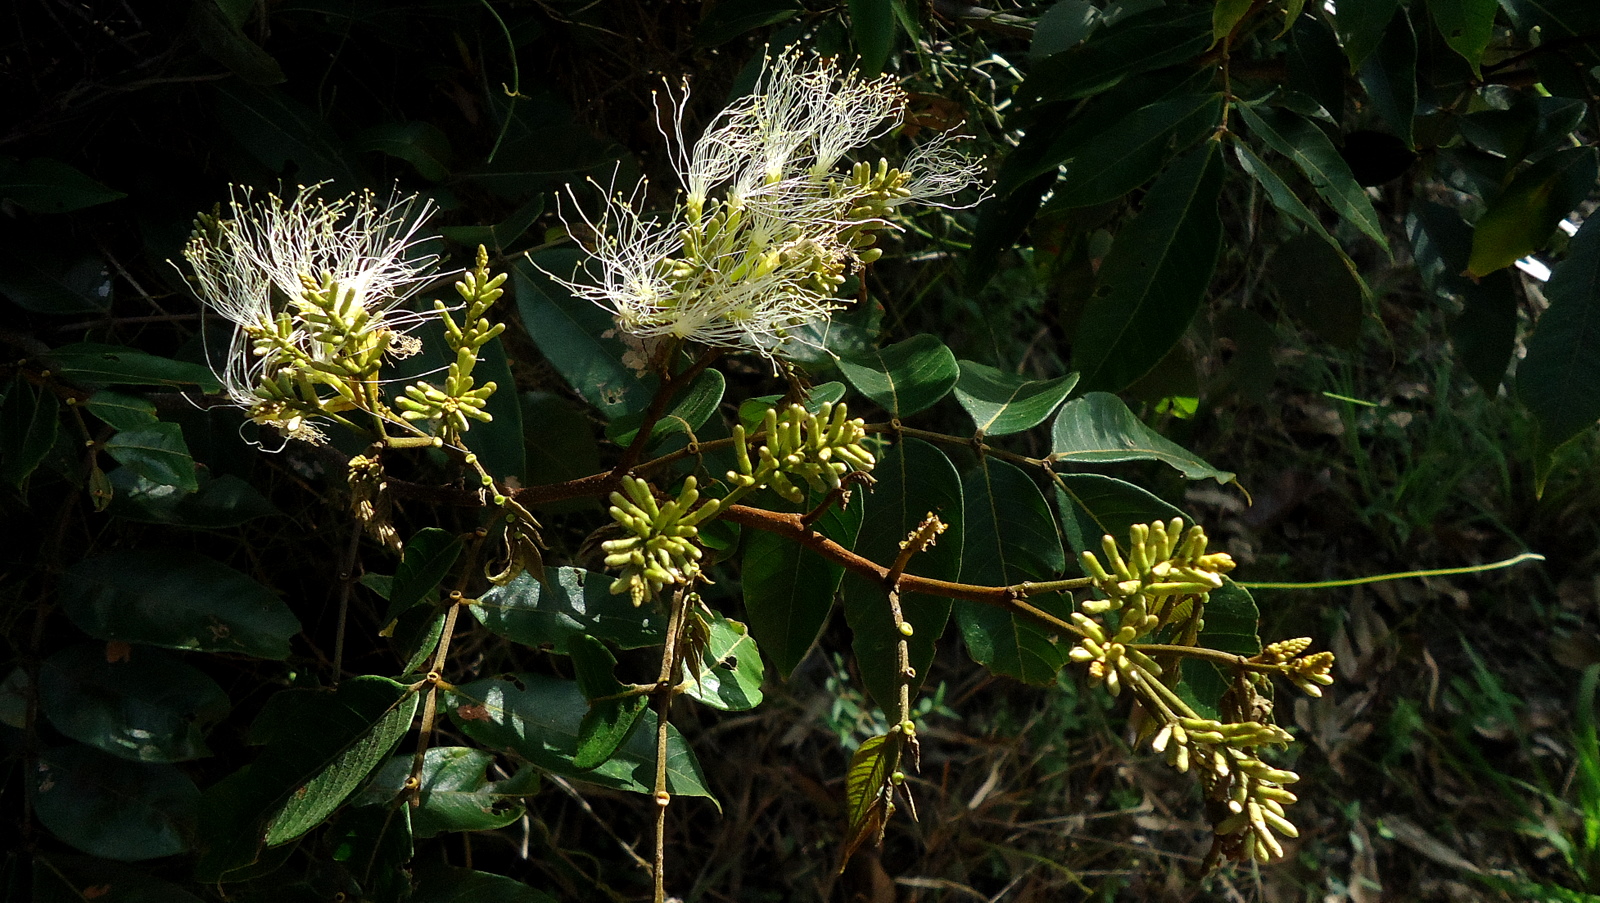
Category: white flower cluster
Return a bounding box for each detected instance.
[555,48,985,359]
[181,184,439,441]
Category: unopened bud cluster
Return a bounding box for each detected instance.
[727,402,875,502]
[603,475,722,605]
[397,247,507,442]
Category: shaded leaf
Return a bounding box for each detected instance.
[1335,0,1401,66]
[355,121,452,182]
[1031,1,1099,59]
[1357,6,1417,148]
[1020,7,1211,105]
[956,459,1071,684]
[45,343,221,392]
[39,643,230,763]
[386,528,462,623]
[470,567,667,653]
[849,0,896,75]
[1212,0,1254,44]
[0,158,125,213]
[1054,93,1224,208]
[447,673,713,800]
[1428,0,1498,74]
[31,854,207,903]
[568,635,648,769]
[521,391,602,512]
[0,243,111,315]
[411,864,557,903]
[1517,212,1600,484]
[1180,580,1261,718]
[1269,233,1367,348]
[1072,141,1224,393]
[607,367,725,446]
[104,423,199,493]
[360,747,526,838]
[1237,103,1389,251]
[187,0,286,85]
[1053,472,1187,559]
[104,469,279,528]
[212,81,362,189]
[0,375,59,488]
[953,360,1078,436]
[34,745,199,861]
[1467,147,1598,277]
[59,551,301,660]
[84,390,158,431]
[743,490,862,678]
[1051,394,1235,483]
[837,334,959,418]
[696,0,803,46]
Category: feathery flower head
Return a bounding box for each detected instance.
[554,47,986,362]
[180,183,440,441]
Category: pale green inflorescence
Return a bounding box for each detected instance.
[181,184,441,443]
[554,48,986,359]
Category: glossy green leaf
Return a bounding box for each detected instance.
[743,490,862,678]
[521,391,603,511]
[1429,0,1498,74]
[0,158,126,213]
[956,459,1071,685]
[31,854,207,903]
[837,334,959,418]
[59,551,301,660]
[355,122,452,181]
[84,390,157,431]
[1072,141,1224,392]
[262,682,421,845]
[360,747,526,838]
[104,469,279,528]
[1054,93,1223,208]
[1236,103,1389,251]
[849,0,895,75]
[1517,213,1600,483]
[1230,137,1341,254]
[39,643,230,763]
[386,528,462,623]
[1053,472,1187,558]
[1467,147,1598,277]
[512,254,656,419]
[1,375,59,488]
[470,567,667,653]
[841,439,963,708]
[684,612,766,711]
[34,745,199,861]
[104,423,199,493]
[1021,7,1212,105]
[1031,1,1099,59]
[448,674,712,800]
[1212,0,1254,44]
[411,865,557,903]
[1335,0,1400,66]
[45,343,221,392]
[1051,393,1236,484]
[1179,580,1261,718]
[953,361,1078,436]
[607,367,725,446]
[695,0,803,46]
[1357,6,1417,147]
[568,635,648,769]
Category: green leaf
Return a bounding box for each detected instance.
[104,469,279,528]
[1072,141,1225,392]
[470,567,667,653]
[45,343,221,392]
[462,330,525,483]
[1230,137,1341,252]
[1031,1,1099,59]
[521,391,602,511]
[684,612,766,711]
[1335,0,1400,66]
[186,0,286,85]
[1051,393,1236,484]
[1053,472,1187,558]
[1288,13,1347,124]
[360,747,526,838]
[1054,93,1224,208]
[448,674,713,800]
[1,375,59,488]
[1236,103,1390,251]
[956,459,1071,685]
[512,253,656,419]
[386,528,462,623]
[259,678,421,845]
[355,121,453,182]
[1357,6,1417,148]
[1467,147,1598,277]
[1269,233,1367,348]
[212,81,363,189]
[1517,213,1600,482]
[438,196,546,254]
[1452,270,1518,394]
[411,865,557,903]
[849,0,896,74]
[59,551,301,660]
[104,423,199,493]
[837,334,959,418]
[1021,7,1212,105]
[743,490,862,678]
[567,635,649,769]
[1180,580,1261,718]
[0,243,112,315]
[31,854,208,903]
[840,734,893,865]
[695,0,803,46]
[34,745,199,861]
[1212,0,1254,44]
[606,367,725,447]
[0,158,125,213]
[737,381,847,432]
[84,390,158,431]
[1428,0,1498,74]
[953,361,1078,436]
[841,439,963,708]
[39,643,230,763]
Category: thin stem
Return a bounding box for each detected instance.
[614,347,720,477]
[1238,552,1544,589]
[651,590,691,903]
[1134,643,1280,673]
[332,522,363,685]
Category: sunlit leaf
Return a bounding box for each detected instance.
[683,612,766,711]
[568,634,649,769]
[1467,147,1598,277]
[839,734,895,868]
[360,748,527,838]
[837,334,959,418]
[104,423,198,493]
[1052,394,1235,484]
[953,361,1078,436]
[470,567,667,653]
[1428,0,1498,75]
